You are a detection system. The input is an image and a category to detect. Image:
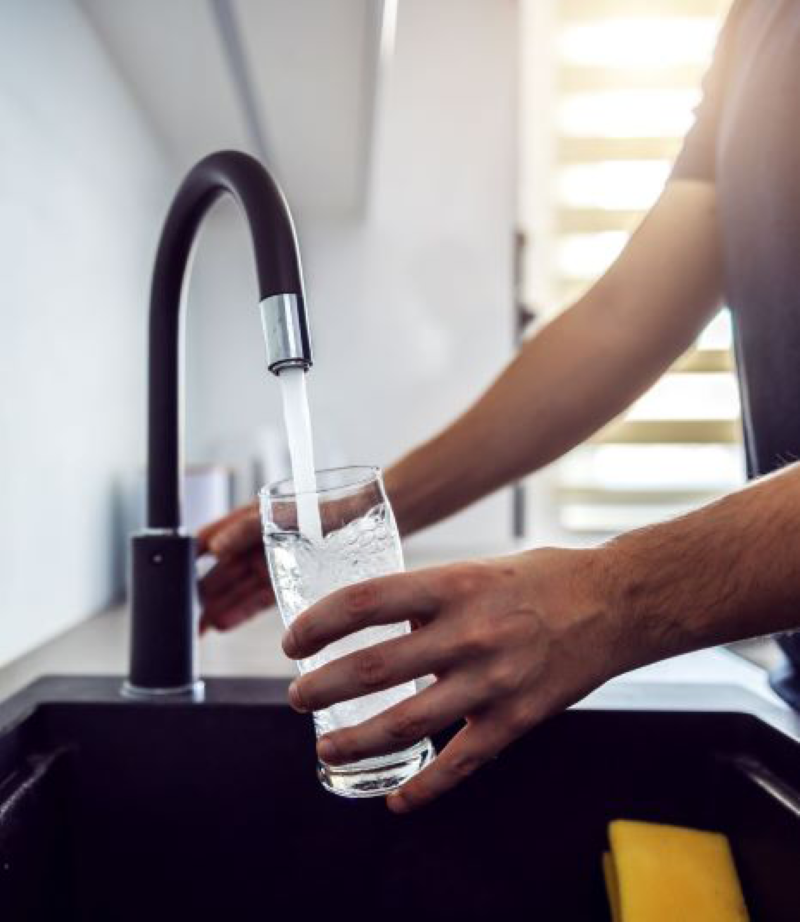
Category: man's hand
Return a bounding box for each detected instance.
[197,503,274,633]
[282,548,626,813]
[199,469,800,814]
[194,183,721,635]
[196,492,372,633]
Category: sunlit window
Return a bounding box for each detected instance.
[698,309,733,350]
[521,0,741,536]
[558,18,720,69]
[556,231,628,280]
[560,444,744,492]
[626,374,740,422]
[558,160,673,211]
[559,89,699,138]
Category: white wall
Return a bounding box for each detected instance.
[187,0,519,556]
[0,1,169,666]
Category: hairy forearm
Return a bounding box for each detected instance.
[601,464,800,672]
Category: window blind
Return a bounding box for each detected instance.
[542,0,743,534]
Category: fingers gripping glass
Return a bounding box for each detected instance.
[259,466,435,798]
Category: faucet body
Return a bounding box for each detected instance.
[125,151,311,697]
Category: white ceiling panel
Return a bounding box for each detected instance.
[79,0,389,216]
[79,0,252,174]
[235,0,381,214]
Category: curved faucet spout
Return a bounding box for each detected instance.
[126,150,312,698]
[149,150,312,530]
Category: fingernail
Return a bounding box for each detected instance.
[288,681,306,712]
[317,737,337,763]
[387,792,408,814]
[282,628,297,657]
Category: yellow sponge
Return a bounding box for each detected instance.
[604,820,749,921]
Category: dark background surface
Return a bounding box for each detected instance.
[0,677,798,920]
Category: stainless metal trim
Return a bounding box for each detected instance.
[259,294,311,373]
[726,754,800,820]
[135,527,186,538]
[120,679,205,701]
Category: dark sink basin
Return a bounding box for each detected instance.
[1,676,798,921]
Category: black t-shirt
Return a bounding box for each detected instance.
[672,0,800,478]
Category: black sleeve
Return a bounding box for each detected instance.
[671,0,749,182]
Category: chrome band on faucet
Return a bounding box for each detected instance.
[259,293,313,374]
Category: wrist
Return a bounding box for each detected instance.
[587,542,648,677]
[384,455,452,538]
[596,533,699,676]
[518,545,636,685]
[549,542,661,681]
[383,463,417,538]
[572,545,644,680]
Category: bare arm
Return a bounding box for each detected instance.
[285,464,800,812]
[605,463,800,665]
[198,179,721,630]
[387,179,722,534]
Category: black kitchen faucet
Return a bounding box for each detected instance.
[125,151,312,698]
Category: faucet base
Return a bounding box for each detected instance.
[128,531,200,693]
[120,678,205,701]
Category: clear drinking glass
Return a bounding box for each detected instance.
[259,465,435,798]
